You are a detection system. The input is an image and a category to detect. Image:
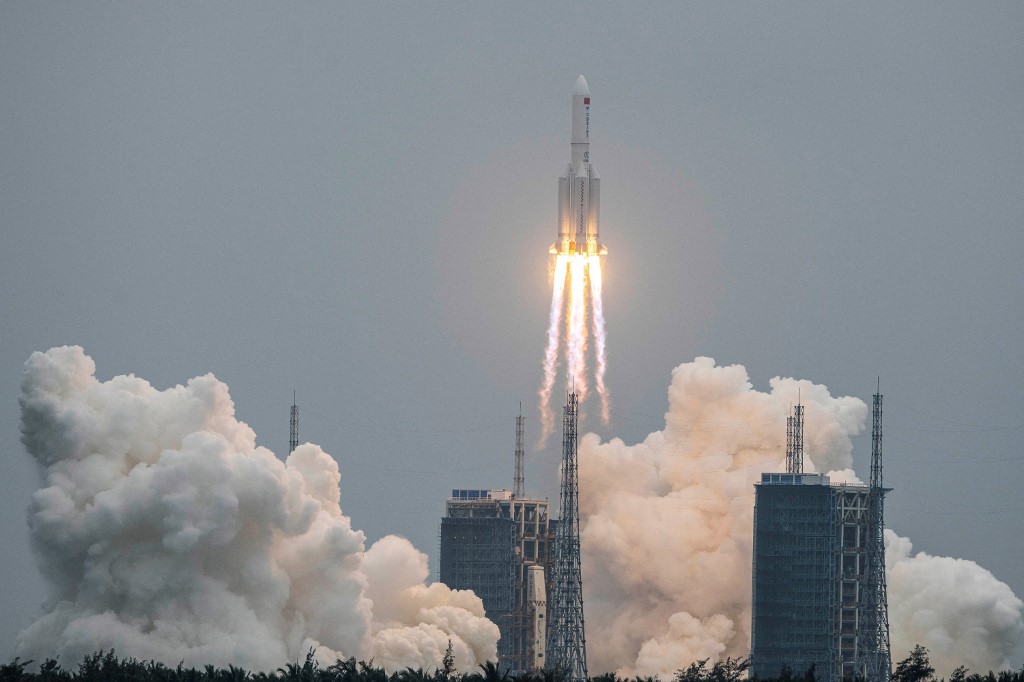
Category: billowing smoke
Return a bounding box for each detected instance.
[16,346,498,672]
[579,357,1024,678]
[886,531,1024,674]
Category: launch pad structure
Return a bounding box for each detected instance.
[439,393,590,677]
[546,392,588,682]
[440,489,553,672]
[751,393,891,682]
[439,410,554,673]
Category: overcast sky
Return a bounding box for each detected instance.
[1,2,1022,659]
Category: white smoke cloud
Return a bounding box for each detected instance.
[363,535,501,672]
[886,530,1024,674]
[16,346,498,672]
[579,356,1024,678]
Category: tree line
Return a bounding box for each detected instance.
[2,645,1021,682]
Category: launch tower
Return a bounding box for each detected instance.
[858,385,892,682]
[546,392,588,682]
[440,414,553,672]
[751,395,894,682]
[514,404,525,499]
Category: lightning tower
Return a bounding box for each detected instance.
[858,382,892,681]
[546,392,588,682]
[514,404,525,498]
[785,401,805,474]
[289,391,299,454]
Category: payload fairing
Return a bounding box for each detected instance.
[551,75,607,257]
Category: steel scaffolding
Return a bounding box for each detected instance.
[440,490,552,673]
[514,406,525,499]
[786,403,805,474]
[752,387,894,682]
[752,474,838,681]
[546,392,588,682]
[440,497,517,664]
[857,387,892,682]
[289,391,299,454]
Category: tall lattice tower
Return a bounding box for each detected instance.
[514,403,525,498]
[859,383,892,682]
[546,392,588,682]
[785,401,805,474]
[289,391,299,454]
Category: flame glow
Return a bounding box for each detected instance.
[588,255,610,423]
[539,256,569,439]
[539,253,610,443]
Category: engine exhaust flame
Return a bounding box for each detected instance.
[540,256,570,440]
[588,255,610,424]
[567,255,589,401]
[538,253,609,444]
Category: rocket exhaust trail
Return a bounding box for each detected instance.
[588,256,610,424]
[567,256,589,402]
[540,256,570,442]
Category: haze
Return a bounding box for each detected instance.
[1,2,1021,666]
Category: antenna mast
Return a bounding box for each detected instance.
[860,379,892,682]
[785,413,795,473]
[514,403,525,498]
[793,402,804,474]
[289,391,299,454]
[785,397,805,474]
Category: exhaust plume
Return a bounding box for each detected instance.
[16,346,498,672]
[538,254,610,444]
[578,357,1024,678]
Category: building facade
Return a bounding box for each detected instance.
[439,489,552,672]
[751,473,882,682]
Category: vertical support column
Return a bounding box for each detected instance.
[514,404,525,499]
[289,391,299,454]
[785,401,804,474]
[793,404,805,474]
[546,392,588,682]
[859,384,892,682]
[786,414,795,473]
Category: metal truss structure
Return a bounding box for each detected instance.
[753,387,893,682]
[546,392,588,682]
[857,387,892,682]
[786,402,805,474]
[289,391,299,454]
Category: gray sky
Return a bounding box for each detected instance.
[1,2,1022,660]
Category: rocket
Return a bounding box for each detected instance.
[551,75,607,257]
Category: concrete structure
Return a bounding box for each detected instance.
[751,472,889,682]
[440,489,552,673]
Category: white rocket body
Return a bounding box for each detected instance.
[526,564,547,670]
[551,75,606,257]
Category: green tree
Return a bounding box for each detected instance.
[893,646,935,682]
[675,659,710,682]
[589,672,620,682]
[437,642,456,682]
[325,658,360,682]
[0,657,33,682]
[949,666,969,682]
[468,662,507,682]
[708,658,750,682]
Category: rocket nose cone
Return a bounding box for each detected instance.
[573,75,590,97]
